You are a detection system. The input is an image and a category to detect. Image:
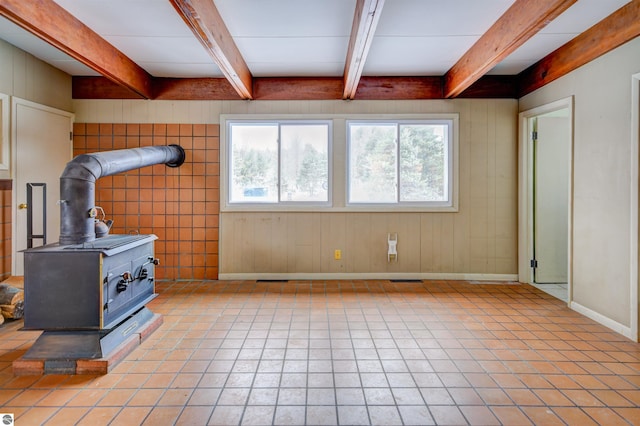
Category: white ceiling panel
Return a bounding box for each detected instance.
[364,36,479,76]
[50,60,101,76]
[138,62,224,78]
[490,0,631,74]
[52,0,193,37]
[215,0,356,37]
[105,36,214,65]
[375,0,515,36]
[246,62,346,78]
[0,17,98,75]
[49,0,222,77]
[50,0,222,77]
[488,34,576,75]
[365,0,515,76]
[215,0,355,77]
[540,0,631,34]
[235,37,349,77]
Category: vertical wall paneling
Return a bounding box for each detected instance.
[254,214,272,272]
[215,99,517,278]
[346,213,371,273]
[419,215,433,273]
[0,39,71,112]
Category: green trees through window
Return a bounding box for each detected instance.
[226,117,454,209]
[229,122,330,204]
[348,121,449,205]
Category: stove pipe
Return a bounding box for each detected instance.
[59,144,185,245]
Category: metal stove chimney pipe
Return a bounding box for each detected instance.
[59,144,185,245]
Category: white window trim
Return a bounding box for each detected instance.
[221,115,333,211]
[221,113,459,213]
[346,118,456,209]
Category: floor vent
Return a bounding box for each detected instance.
[389,279,423,283]
[256,279,290,282]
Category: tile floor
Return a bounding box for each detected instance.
[1,280,640,425]
[530,283,568,302]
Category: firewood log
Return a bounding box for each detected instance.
[0,284,23,305]
[1,301,24,319]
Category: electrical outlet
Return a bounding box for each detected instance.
[334,249,341,260]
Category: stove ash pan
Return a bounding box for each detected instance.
[23,234,159,331]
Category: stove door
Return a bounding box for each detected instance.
[104,261,133,316]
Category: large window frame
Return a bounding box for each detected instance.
[221,113,458,213]
[223,118,333,209]
[347,118,456,209]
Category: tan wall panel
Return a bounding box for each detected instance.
[345,213,372,273]
[369,214,388,272]
[221,98,516,276]
[0,39,71,111]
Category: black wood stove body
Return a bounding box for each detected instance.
[24,234,158,331]
[23,234,159,359]
[20,145,185,363]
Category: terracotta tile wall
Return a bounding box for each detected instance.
[0,180,11,281]
[72,123,220,280]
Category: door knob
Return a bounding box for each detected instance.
[18,203,27,210]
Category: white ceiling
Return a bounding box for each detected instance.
[0,0,632,80]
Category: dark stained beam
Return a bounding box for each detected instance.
[72,77,142,99]
[73,77,243,100]
[458,75,518,98]
[169,0,253,100]
[355,77,443,99]
[343,0,386,99]
[0,0,153,98]
[519,0,640,97]
[73,76,519,100]
[444,0,577,98]
[154,78,242,100]
[254,78,344,100]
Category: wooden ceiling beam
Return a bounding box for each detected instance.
[0,0,153,99]
[443,0,576,99]
[154,77,242,100]
[73,76,518,100]
[343,0,386,99]
[254,78,344,100]
[72,77,142,99]
[355,77,443,99]
[519,0,640,97]
[169,0,253,100]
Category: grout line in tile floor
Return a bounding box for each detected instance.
[0,280,639,425]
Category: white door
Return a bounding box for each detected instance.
[534,115,570,283]
[13,99,73,275]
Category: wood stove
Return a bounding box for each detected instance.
[24,234,158,331]
[20,145,185,369]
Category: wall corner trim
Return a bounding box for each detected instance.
[570,301,635,341]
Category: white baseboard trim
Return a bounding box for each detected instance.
[570,301,634,340]
[218,272,519,282]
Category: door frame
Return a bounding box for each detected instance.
[11,97,74,275]
[518,96,573,303]
[632,72,640,341]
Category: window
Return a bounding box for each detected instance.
[347,120,453,207]
[227,120,330,205]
